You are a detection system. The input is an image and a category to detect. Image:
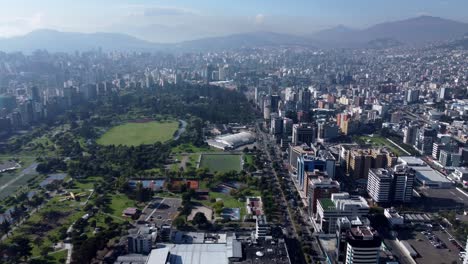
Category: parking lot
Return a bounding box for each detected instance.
[398,228,462,264]
[139,197,182,227]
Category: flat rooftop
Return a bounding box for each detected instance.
[319,198,336,210]
[148,244,230,264]
[412,166,451,183]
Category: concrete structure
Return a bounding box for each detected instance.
[384,208,404,227]
[398,156,453,189]
[307,176,340,216]
[335,217,381,264]
[207,131,255,150]
[146,235,242,264]
[367,165,414,204]
[255,215,271,240]
[316,193,369,234]
[127,227,154,254]
[292,123,316,145]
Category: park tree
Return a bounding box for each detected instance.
[192,212,208,226]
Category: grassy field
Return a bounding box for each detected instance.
[199,154,242,173]
[97,120,179,146]
[108,193,137,217]
[355,135,408,156]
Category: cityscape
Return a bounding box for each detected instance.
[0,1,468,264]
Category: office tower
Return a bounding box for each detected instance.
[416,126,437,155]
[316,193,369,234]
[263,98,271,120]
[283,118,293,137]
[270,115,283,136]
[289,144,315,171]
[336,217,382,264]
[317,121,339,142]
[292,123,316,145]
[307,176,340,216]
[298,88,311,111]
[367,165,414,204]
[255,215,270,240]
[30,86,40,103]
[405,89,420,104]
[367,168,393,203]
[270,94,280,113]
[218,65,226,81]
[403,123,418,145]
[19,100,34,126]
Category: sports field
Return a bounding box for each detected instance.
[97,120,179,146]
[199,154,242,173]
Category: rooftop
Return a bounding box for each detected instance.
[319,198,336,210]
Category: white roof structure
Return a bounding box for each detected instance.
[147,243,239,264]
[412,166,452,188]
[146,236,242,264]
[207,131,255,149]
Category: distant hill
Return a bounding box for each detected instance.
[365,38,403,49]
[310,25,357,43]
[174,31,316,51]
[312,16,468,47]
[0,29,165,53]
[2,16,468,53]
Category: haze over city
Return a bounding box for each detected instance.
[1,0,468,42]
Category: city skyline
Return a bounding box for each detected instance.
[1,0,468,42]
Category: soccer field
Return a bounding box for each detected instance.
[97,120,179,146]
[199,154,242,173]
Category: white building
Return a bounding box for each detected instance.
[316,193,369,234]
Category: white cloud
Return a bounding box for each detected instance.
[254,14,265,25]
[0,12,44,37]
[143,7,198,17]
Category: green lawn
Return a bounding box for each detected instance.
[48,249,68,263]
[108,193,137,217]
[355,135,408,156]
[97,120,179,146]
[73,176,103,190]
[196,191,246,219]
[199,154,242,173]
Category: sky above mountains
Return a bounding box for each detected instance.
[1,0,468,42]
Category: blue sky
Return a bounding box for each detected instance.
[0,0,467,42]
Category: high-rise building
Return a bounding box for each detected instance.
[307,176,340,216]
[406,89,420,104]
[270,115,283,136]
[348,149,373,179]
[292,123,316,145]
[30,86,40,103]
[335,218,382,264]
[298,88,311,111]
[282,118,293,137]
[316,193,369,234]
[255,215,270,240]
[317,121,340,142]
[127,228,153,254]
[416,126,437,155]
[367,165,414,204]
[403,123,418,145]
[270,94,281,113]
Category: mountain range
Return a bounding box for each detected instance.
[0,15,466,53]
